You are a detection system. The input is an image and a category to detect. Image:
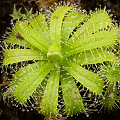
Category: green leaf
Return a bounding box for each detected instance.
[3,61,46,100]
[61,10,86,42]
[70,9,112,41]
[12,61,54,104]
[11,61,46,86]
[102,82,117,109]
[50,6,72,45]
[5,27,36,49]
[63,31,115,58]
[41,67,60,115]
[3,49,47,65]
[62,60,104,95]
[71,48,116,65]
[47,6,71,62]
[106,67,120,82]
[10,5,24,20]
[29,14,50,44]
[23,7,36,20]
[61,71,86,115]
[15,21,49,53]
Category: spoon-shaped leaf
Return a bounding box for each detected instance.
[61,71,86,115]
[50,6,72,45]
[62,60,103,95]
[41,67,60,115]
[3,49,47,65]
[48,6,72,61]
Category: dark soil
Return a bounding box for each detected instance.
[0,0,120,120]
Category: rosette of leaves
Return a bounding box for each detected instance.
[2,5,118,116]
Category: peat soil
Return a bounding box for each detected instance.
[0,0,120,120]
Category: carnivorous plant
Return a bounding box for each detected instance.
[1,4,119,117]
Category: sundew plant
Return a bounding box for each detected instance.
[1,3,119,117]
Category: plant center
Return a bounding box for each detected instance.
[47,44,63,62]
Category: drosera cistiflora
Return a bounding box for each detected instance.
[0,1,120,119]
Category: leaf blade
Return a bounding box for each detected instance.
[62,60,104,95]
[69,9,112,42]
[41,67,60,114]
[71,49,116,65]
[63,31,115,58]
[50,6,72,45]
[61,70,86,115]
[48,6,72,61]
[3,49,47,65]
